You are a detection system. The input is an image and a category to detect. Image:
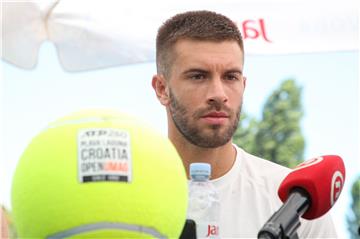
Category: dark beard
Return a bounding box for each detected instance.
[168,88,241,148]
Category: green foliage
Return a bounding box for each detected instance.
[233,112,258,154]
[234,79,305,168]
[347,176,360,239]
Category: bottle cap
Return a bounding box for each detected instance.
[190,163,211,181]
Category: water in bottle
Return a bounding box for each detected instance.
[187,163,220,238]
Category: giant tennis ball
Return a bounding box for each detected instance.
[11,110,188,238]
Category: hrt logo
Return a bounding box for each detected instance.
[294,156,323,171]
[331,171,344,206]
[206,225,219,237]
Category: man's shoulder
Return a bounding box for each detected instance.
[236,146,290,177]
[235,145,291,188]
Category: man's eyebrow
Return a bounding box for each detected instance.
[181,68,243,75]
[225,69,243,75]
[182,68,209,75]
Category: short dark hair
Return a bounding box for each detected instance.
[156,10,244,78]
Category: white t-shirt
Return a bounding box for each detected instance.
[210,145,337,238]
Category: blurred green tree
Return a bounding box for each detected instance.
[233,112,258,154]
[234,79,305,168]
[347,176,360,239]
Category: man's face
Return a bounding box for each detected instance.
[166,39,246,148]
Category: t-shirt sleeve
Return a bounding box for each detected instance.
[298,212,338,239]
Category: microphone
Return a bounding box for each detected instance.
[258,155,345,239]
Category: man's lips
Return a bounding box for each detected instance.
[202,111,229,118]
[201,112,229,124]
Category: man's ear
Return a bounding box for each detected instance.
[152,74,170,106]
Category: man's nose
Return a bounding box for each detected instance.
[206,78,228,106]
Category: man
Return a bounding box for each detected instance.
[152,10,337,238]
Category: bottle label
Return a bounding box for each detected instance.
[197,222,219,238]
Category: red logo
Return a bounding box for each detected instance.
[206,225,219,237]
[235,18,272,43]
[331,171,344,206]
[293,156,323,171]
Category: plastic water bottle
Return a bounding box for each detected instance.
[187,163,220,239]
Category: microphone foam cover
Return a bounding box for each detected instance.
[278,155,345,219]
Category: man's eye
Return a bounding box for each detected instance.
[225,75,239,81]
[190,74,205,80]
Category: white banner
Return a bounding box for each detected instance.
[1,0,359,71]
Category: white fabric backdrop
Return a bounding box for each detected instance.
[1,0,358,71]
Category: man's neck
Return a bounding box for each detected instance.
[169,133,236,179]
